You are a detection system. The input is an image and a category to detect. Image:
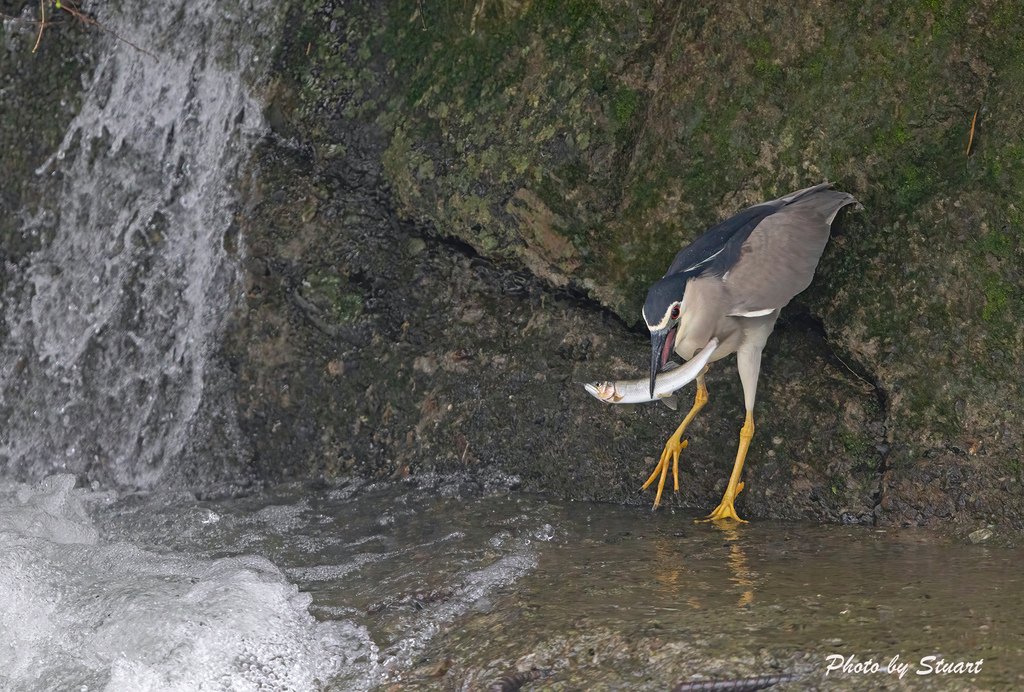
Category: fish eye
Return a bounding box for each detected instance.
[670,304,681,320]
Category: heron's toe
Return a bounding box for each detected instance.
[641,435,689,508]
[699,482,747,523]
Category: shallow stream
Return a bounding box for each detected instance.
[2,474,1018,691]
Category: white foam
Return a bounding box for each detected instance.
[0,476,368,691]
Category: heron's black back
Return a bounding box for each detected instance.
[663,185,829,279]
[646,184,848,327]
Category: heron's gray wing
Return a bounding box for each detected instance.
[722,189,856,315]
[692,183,840,280]
[663,205,775,276]
[768,182,837,205]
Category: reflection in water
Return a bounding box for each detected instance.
[713,522,757,608]
[85,478,1023,690]
[653,536,682,600]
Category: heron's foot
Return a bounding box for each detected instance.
[640,433,689,508]
[699,482,747,523]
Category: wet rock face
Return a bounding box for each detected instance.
[2,0,1021,529]
[230,136,882,519]
[225,2,882,522]
[0,2,95,290]
[233,0,1024,528]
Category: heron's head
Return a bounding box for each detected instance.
[642,273,689,397]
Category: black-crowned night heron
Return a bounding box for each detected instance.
[640,183,857,522]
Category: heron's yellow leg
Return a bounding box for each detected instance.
[641,378,708,507]
[701,411,754,522]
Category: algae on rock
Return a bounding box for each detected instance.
[261,0,1024,529]
[4,0,1022,531]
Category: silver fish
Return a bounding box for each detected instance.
[585,337,718,405]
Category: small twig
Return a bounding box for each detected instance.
[32,0,49,53]
[966,108,978,157]
[829,350,876,394]
[469,0,488,35]
[57,1,159,60]
[3,2,157,60]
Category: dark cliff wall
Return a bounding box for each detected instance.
[231,0,1024,531]
[3,1,1022,533]
[0,3,94,294]
[228,0,1019,528]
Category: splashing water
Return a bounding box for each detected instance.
[6,473,1022,691]
[0,473,548,690]
[0,475,362,691]
[0,0,279,487]
[0,7,546,690]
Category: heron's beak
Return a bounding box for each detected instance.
[648,326,676,398]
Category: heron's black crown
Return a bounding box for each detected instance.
[643,272,691,329]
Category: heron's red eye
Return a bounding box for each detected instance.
[670,304,681,320]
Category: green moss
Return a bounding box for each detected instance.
[830,475,847,496]
[838,426,879,473]
[894,164,931,211]
[1008,205,1024,233]
[611,87,639,129]
[874,122,910,148]
[804,54,826,79]
[746,35,773,61]
[303,273,364,323]
[923,0,970,41]
[978,228,1015,259]
[533,0,606,30]
[1007,456,1023,479]
[981,273,1010,323]
[839,429,870,456]
[753,57,784,83]
[983,143,1024,193]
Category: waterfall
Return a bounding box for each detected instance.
[0,0,280,487]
